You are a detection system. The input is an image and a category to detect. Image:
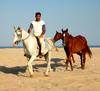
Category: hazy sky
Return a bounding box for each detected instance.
[0,0,100,46]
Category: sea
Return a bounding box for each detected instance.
[0,45,100,49]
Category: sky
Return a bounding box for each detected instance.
[0,0,100,47]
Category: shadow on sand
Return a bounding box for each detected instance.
[0,66,26,75]
[35,58,65,72]
[0,58,65,75]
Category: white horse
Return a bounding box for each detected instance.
[13,27,57,77]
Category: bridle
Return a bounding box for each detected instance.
[15,30,30,41]
[22,34,30,41]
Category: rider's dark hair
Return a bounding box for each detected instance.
[35,12,41,17]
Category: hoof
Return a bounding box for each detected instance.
[44,72,49,77]
[64,66,68,71]
[73,61,75,63]
[81,67,85,70]
[71,67,73,71]
[71,69,73,71]
[49,68,52,72]
[81,66,85,70]
[64,62,67,64]
[64,68,69,71]
[30,74,34,78]
[64,69,67,72]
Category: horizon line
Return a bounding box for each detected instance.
[0,45,100,48]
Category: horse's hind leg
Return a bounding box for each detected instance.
[82,54,86,69]
[44,52,51,76]
[81,53,86,69]
[69,60,73,71]
[79,53,83,69]
[77,53,85,69]
[71,55,75,63]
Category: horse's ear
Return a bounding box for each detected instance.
[17,26,21,30]
[17,27,22,32]
[14,26,16,31]
[66,28,68,32]
[61,29,63,32]
[56,31,58,33]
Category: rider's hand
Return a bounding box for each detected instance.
[39,34,43,38]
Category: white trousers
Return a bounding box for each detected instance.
[38,35,48,54]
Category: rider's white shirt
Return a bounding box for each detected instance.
[31,20,45,36]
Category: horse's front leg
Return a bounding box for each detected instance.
[67,54,73,71]
[44,52,51,76]
[27,55,36,77]
[65,58,69,70]
[69,57,73,71]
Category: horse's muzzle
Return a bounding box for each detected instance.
[13,41,18,47]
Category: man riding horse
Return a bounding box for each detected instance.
[28,12,48,56]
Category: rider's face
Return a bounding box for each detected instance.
[35,15,41,21]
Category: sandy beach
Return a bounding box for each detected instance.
[0,48,100,91]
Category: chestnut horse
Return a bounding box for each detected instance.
[62,28,92,70]
[53,31,75,63]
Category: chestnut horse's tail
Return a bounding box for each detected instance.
[86,46,92,58]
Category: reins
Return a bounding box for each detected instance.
[22,34,30,41]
